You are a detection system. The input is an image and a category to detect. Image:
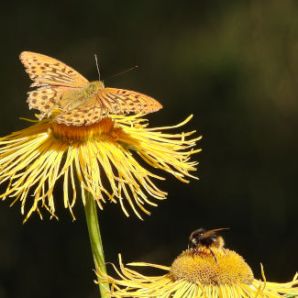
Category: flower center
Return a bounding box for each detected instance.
[170,247,254,285]
[50,118,135,144]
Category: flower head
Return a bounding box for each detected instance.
[97,242,298,297]
[0,114,200,221]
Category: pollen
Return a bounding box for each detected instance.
[50,117,137,145]
[170,246,254,285]
[96,241,298,298]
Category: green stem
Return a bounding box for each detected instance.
[84,190,111,298]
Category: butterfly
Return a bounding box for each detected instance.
[20,51,163,126]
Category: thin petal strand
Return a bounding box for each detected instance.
[0,115,200,220]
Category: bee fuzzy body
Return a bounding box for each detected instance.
[189,228,228,260]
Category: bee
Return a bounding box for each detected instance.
[189,227,229,261]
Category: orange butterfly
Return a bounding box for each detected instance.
[20,51,162,126]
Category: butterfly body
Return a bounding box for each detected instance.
[20,51,162,126]
[57,81,104,112]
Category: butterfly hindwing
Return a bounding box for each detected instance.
[54,97,103,126]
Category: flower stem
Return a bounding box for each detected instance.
[84,190,111,298]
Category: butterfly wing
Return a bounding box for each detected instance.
[27,86,82,119]
[20,51,162,126]
[97,88,163,115]
[54,87,163,126]
[20,51,89,88]
[54,97,103,126]
[20,51,90,118]
[27,86,64,115]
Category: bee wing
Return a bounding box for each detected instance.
[202,227,230,239]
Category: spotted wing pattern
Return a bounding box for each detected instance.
[54,97,103,126]
[20,51,163,126]
[20,51,89,119]
[26,86,65,116]
[98,88,163,115]
[54,87,163,126]
[20,51,89,88]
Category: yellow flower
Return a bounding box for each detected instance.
[97,246,298,297]
[0,114,200,221]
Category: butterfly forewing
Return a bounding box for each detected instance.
[20,51,91,120]
[20,51,89,88]
[98,88,162,115]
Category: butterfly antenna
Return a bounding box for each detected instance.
[105,65,139,81]
[94,54,101,81]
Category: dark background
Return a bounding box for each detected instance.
[0,1,297,297]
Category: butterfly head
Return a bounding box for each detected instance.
[91,80,105,89]
[90,80,105,90]
[84,81,105,98]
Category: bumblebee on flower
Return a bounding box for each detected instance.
[98,228,298,298]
